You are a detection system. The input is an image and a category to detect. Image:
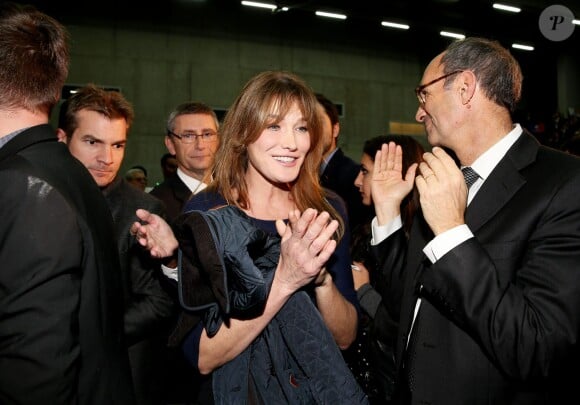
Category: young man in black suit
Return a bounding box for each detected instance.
[0,4,135,404]
[58,84,175,405]
[371,37,580,404]
[316,93,374,233]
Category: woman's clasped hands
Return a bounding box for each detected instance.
[274,208,338,292]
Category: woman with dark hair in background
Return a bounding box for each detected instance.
[345,134,424,404]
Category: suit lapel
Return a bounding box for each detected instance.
[465,131,538,232]
[405,214,431,288]
[170,175,193,206]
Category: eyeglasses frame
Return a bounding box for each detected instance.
[167,129,218,144]
[415,70,464,105]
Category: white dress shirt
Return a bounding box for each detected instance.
[177,168,207,195]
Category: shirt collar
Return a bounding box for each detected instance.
[468,123,523,181]
[177,168,207,194]
[320,147,339,174]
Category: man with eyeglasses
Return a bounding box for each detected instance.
[369,37,580,404]
[150,102,219,222]
[149,101,219,404]
[125,165,149,191]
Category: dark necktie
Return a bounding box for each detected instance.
[461,166,479,189]
[404,304,423,394]
[405,169,480,394]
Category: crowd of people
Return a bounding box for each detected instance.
[2,3,580,405]
[517,109,580,156]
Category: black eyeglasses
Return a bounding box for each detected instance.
[167,129,217,144]
[415,70,464,105]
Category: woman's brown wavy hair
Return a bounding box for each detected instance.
[208,70,344,239]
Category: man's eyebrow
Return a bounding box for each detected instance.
[80,134,101,142]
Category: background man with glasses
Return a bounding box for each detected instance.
[150,101,220,222]
[149,101,219,404]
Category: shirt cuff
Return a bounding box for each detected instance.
[423,224,473,263]
[371,215,403,245]
[161,264,179,281]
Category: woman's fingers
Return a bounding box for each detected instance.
[277,208,338,290]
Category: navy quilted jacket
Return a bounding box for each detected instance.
[174,206,368,404]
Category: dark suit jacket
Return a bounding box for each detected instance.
[148,173,201,403]
[103,177,176,405]
[0,125,135,404]
[374,131,580,405]
[321,147,374,232]
[150,173,192,222]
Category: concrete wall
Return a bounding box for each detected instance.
[48,18,578,186]
[53,24,424,185]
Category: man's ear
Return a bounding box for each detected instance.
[164,135,177,155]
[56,128,68,144]
[332,122,340,141]
[459,70,477,105]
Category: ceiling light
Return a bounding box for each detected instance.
[241,1,288,11]
[315,11,347,20]
[573,19,580,25]
[381,21,410,30]
[440,31,465,39]
[512,43,534,51]
[493,3,521,13]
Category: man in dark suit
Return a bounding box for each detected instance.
[58,84,176,405]
[149,102,220,403]
[316,93,374,233]
[0,5,135,404]
[370,37,580,404]
[150,102,220,222]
